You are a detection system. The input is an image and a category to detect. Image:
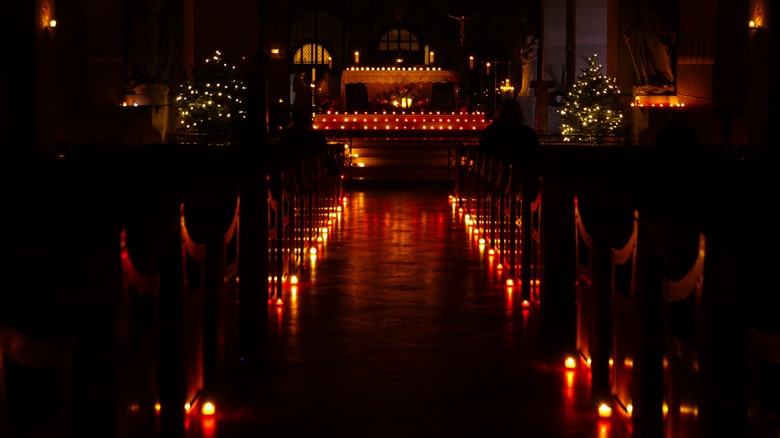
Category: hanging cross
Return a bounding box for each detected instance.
[447,13,477,48]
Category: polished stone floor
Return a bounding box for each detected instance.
[188,186,629,438]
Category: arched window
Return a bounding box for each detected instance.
[378,27,420,52]
[293,43,332,65]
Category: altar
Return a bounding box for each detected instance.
[339,67,458,113]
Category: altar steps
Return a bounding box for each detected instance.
[342,138,466,190]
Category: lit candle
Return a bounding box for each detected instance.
[429,51,435,64]
[486,62,491,75]
[469,56,474,70]
[328,57,332,70]
[354,51,359,64]
[598,403,612,418]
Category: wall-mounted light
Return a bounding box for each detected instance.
[748,20,760,29]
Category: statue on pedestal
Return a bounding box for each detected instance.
[519,35,538,96]
[624,2,676,94]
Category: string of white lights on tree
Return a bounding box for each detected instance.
[559,54,624,143]
[175,50,248,134]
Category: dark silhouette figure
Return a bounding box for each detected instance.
[278,108,339,176]
[278,108,326,161]
[654,110,697,152]
[293,68,312,110]
[479,98,539,165]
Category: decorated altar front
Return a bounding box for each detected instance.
[339,66,459,112]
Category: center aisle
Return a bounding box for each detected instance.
[191,188,627,437]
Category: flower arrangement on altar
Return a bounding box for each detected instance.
[388,85,417,109]
[318,94,340,113]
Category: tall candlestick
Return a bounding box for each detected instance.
[328,57,332,70]
[354,51,359,64]
[429,51,434,64]
[486,62,491,75]
[469,56,474,70]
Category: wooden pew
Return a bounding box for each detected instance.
[117,227,161,437]
[522,176,542,306]
[212,196,240,385]
[501,163,523,285]
[178,204,206,430]
[609,210,641,431]
[661,232,705,438]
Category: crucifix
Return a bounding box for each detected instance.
[447,13,477,48]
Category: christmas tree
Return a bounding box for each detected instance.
[559,54,624,143]
[175,50,248,134]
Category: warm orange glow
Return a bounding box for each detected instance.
[565,356,577,369]
[202,401,216,416]
[185,402,192,412]
[597,420,611,438]
[290,275,299,285]
[155,402,161,414]
[564,370,575,400]
[201,417,217,437]
[680,404,698,416]
[506,278,514,286]
[521,299,530,308]
[276,298,283,306]
[48,19,57,28]
[309,247,318,255]
[631,94,684,108]
[313,113,488,131]
[598,403,612,418]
